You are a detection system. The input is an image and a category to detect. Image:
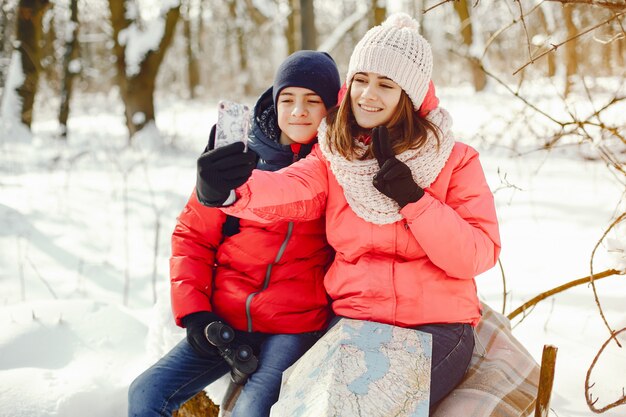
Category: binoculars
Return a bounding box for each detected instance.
[204,321,258,385]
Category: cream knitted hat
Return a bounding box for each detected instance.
[347,13,432,110]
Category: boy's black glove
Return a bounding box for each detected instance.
[196,140,257,207]
[182,311,224,358]
[371,126,424,208]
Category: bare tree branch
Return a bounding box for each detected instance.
[514,0,533,64]
[547,0,626,11]
[482,1,543,59]
[423,0,456,14]
[589,212,626,347]
[480,63,563,125]
[585,327,626,413]
[513,12,625,75]
[498,258,508,315]
[507,269,623,321]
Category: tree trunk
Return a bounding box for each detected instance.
[243,0,269,26]
[58,0,79,138]
[562,4,577,97]
[616,34,625,69]
[108,0,131,133]
[227,0,251,96]
[300,0,316,50]
[601,25,612,76]
[0,6,17,94]
[108,0,181,140]
[534,345,558,417]
[129,5,180,136]
[14,0,51,127]
[285,0,299,54]
[183,1,200,99]
[537,3,556,77]
[372,0,386,26]
[173,391,219,417]
[40,4,57,88]
[453,0,486,91]
[197,0,205,53]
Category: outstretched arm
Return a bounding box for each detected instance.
[223,145,329,223]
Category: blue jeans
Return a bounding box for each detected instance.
[416,323,474,410]
[128,332,318,417]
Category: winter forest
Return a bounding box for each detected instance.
[0,0,625,416]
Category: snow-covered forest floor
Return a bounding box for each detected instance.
[1,81,624,416]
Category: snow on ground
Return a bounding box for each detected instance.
[0,82,624,417]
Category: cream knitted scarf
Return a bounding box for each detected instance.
[318,107,455,225]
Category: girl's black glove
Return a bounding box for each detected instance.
[196,140,257,207]
[371,126,424,208]
[181,311,224,358]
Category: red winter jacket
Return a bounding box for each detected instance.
[223,142,501,327]
[171,86,334,334]
[170,191,332,333]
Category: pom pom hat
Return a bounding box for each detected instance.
[347,13,433,110]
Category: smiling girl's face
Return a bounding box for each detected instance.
[350,72,402,129]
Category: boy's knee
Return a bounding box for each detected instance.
[128,373,147,401]
[127,373,159,415]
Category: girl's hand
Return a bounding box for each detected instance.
[371,126,424,208]
[196,142,258,207]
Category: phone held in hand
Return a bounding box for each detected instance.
[215,100,251,151]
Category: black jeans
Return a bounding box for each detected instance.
[415,323,475,410]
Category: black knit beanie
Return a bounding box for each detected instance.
[272,50,341,110]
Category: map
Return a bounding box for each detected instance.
[270,318,432,417]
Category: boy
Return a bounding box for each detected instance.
[128,51,341,417]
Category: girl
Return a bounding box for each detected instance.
[128,51,341,417]
[198,14,501,409]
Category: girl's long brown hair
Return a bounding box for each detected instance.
[326,82,442,160]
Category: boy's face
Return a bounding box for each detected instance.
[276,87,327,145]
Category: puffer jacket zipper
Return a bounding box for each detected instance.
[244,221,295,332]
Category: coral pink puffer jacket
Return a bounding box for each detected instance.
[224,142,501,327]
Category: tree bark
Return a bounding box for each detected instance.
[183,0,200,98]
[537,3,557,77]
[108,0,131,133]
[616,32,625,69]
[1,5,17,94]
[227,0,251,96]
[40,3,57,88]
[285,0,299,54]
[108,0,181,140]
[372,0,386,26]
[562,4,578,97]
[58,0,80,137]
[300,0,316,50]
[453,0,486,91]
[15,0,51,127]
[534,345,558,417]
[173,391,219,417]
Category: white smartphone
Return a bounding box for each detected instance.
[214,100,251,151]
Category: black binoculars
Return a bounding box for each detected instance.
[204,321,258,385]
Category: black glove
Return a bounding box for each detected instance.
[371,126,424,208]
[205,124,217,152]
[196,140,257,207]
[181,311,224,358]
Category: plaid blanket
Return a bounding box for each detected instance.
[432,303,540,417]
